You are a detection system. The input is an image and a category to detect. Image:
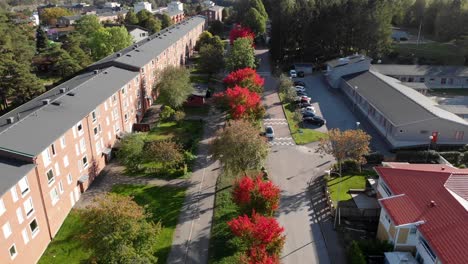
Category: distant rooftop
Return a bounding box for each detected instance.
[372,64,468,77]
[91,15,205,70]
[326,54,372,68]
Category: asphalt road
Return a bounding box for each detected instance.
[257,49,340,264]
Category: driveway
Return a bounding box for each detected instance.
[256,49,346,264]
[300,74,392,155]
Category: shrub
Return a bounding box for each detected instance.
[173,110,186,122]
[439,151,462,165]
[160,105,175,121]
[333,159,360,173]
[117,134,145,172]
[228,212,285,257]
[347,240,366,264]
[460,151,468,165]
[364,152,384,164]
[395,150,439,163]
[358,239,393,256]
[232,175,280,216]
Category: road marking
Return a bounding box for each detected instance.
[274,137,293,141]
[264,118,287,121]
[264,122,288,125]
[269,141,295,146]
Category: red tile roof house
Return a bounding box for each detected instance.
[375,162,468,264]
[0,16,205,263]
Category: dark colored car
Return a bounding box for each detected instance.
[302,112,316,118]
[298,102,313,108]
[296,90,307,96]
[303,115,325,126]
[294,81,306,87]
[297,71,305,78]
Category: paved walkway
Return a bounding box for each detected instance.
[256,48,347,264]
[166,107,224,264]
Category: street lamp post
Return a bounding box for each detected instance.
[353,86,358,112]
[426,135,434,163]
[356,122,361,130]
[325,169,342,229]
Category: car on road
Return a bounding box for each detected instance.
[302,111,316,118]
[289,69,297,78]
[297,71,305,78]
[295,86,306,92]
[301,106,316,115]
[294,81,306,87]
[265,126,274,139]
[298,102,313,108]
[303,115,326,126]
[296,90,307,96]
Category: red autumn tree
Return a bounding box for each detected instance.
[214,86,265,120]
[241,246,280,264]
[232,175,280,216]
[229,24,255,45]
[228,212,285,257]
[223,67,265,94]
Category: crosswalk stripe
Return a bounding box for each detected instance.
[269,141,295,146]
[263,122,288,125]
[263,118,287,121]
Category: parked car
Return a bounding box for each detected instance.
[301,96,311,104]
[265,126,274,139]
[301,106,316,114]
[295,86,306,92]
[296,90,307,96]
[294,81,306,87]
[302,112,316,118]
[289,69,297,78]
[298,102,313,108]
[303,115,326,126]
[297,71,305,78]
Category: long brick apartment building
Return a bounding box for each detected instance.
[0,15,205,263]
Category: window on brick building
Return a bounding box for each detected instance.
[60,136,66,148]
[11,187,18,202]
[82,156,88,169]
[0,199,5,216]
[46,169,54,184]
[50,188,59,205]
[2,222,12,238]
[22,229,29,244]
[67,173,73,184]
[18,177,29,196]
[51,143,56,156]
[29,219,39,237]
[24,197,34,217]
[9,244,17,259]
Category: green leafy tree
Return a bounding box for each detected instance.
[145,16,162,34]
[208,20,224,36]
[40,7,73,25]
[36,27,48,51]
[198,43,224,74]
[63,33,93,68]
[161,13,173,29]
[75,15,102,36]
[195,30,214,50]
[117,134,145,172]
[81,194,161,264]
[242,7,266,35]
[125,10,139,24]
[88,27,132,60]
[146,140,184,169]
[348,241,366,264]
[226,37,255,71]
[154,66,193,108]
[46,46,82,77]
[137,9,152,26]
[211,120,268,175]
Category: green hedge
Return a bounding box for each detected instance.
[439,151,462,165]
[395,150,439,163]
[364,152,384,165]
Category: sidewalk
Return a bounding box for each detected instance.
[166,107,225,264]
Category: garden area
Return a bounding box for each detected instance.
[39,184,186,264]
[326,174,367,205]
[120,119,203,179]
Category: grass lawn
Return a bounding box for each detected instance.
[281,99,328,144]
[39,184,186,264]
[208,172,242,263]
[326,175,367,205]
[38,211,91,264]
[391,42,465,65]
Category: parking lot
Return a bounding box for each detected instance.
[292,73,392,155]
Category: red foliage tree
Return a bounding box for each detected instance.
[240,245,280,264]
[229,24,255,45]
[228,212,285,258]
[232,175,280,216]
[214,86,265,120]
[223,67,265,94]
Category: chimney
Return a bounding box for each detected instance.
[59,87,67,93]
[116,52,122,57]
[6,117,14,124]
[441,167,445,171]
[42,99,50,105]
[429,200,436,207]
[93,69,99,74]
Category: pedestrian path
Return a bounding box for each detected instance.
[264,118,288,126]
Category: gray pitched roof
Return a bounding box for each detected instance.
[437,105,468,115]
[372,64,468,77]
[343,71,468,126]
[0,67,138,157]
[166,9,184,17]
[92,16,205,70]
[0,158,35,197]
[327,55,372,68]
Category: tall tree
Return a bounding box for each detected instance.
[242,7,266,35]
[40,7,73,25]
[154,66,193,108]
[198,43,224,75]
[81,194,161,264]
[161,13,173,29]
[88,27,132,60]
[137,9,152,26]
[125,10,139,25]
[208,20,224,36]
[36,27,48,51]
[146,140,184,169]
[211,120,268,175]
[145,16,161,34]
[226,37,256,71]
[117,134,146,172]
[75,15,102,36]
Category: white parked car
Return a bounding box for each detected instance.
[265,126,274,139]
[301,106,316,115]
[295,86,306,92]
[289,70,297,78]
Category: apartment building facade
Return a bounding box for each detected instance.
[374,163,468,264]
[0,16,205,263]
